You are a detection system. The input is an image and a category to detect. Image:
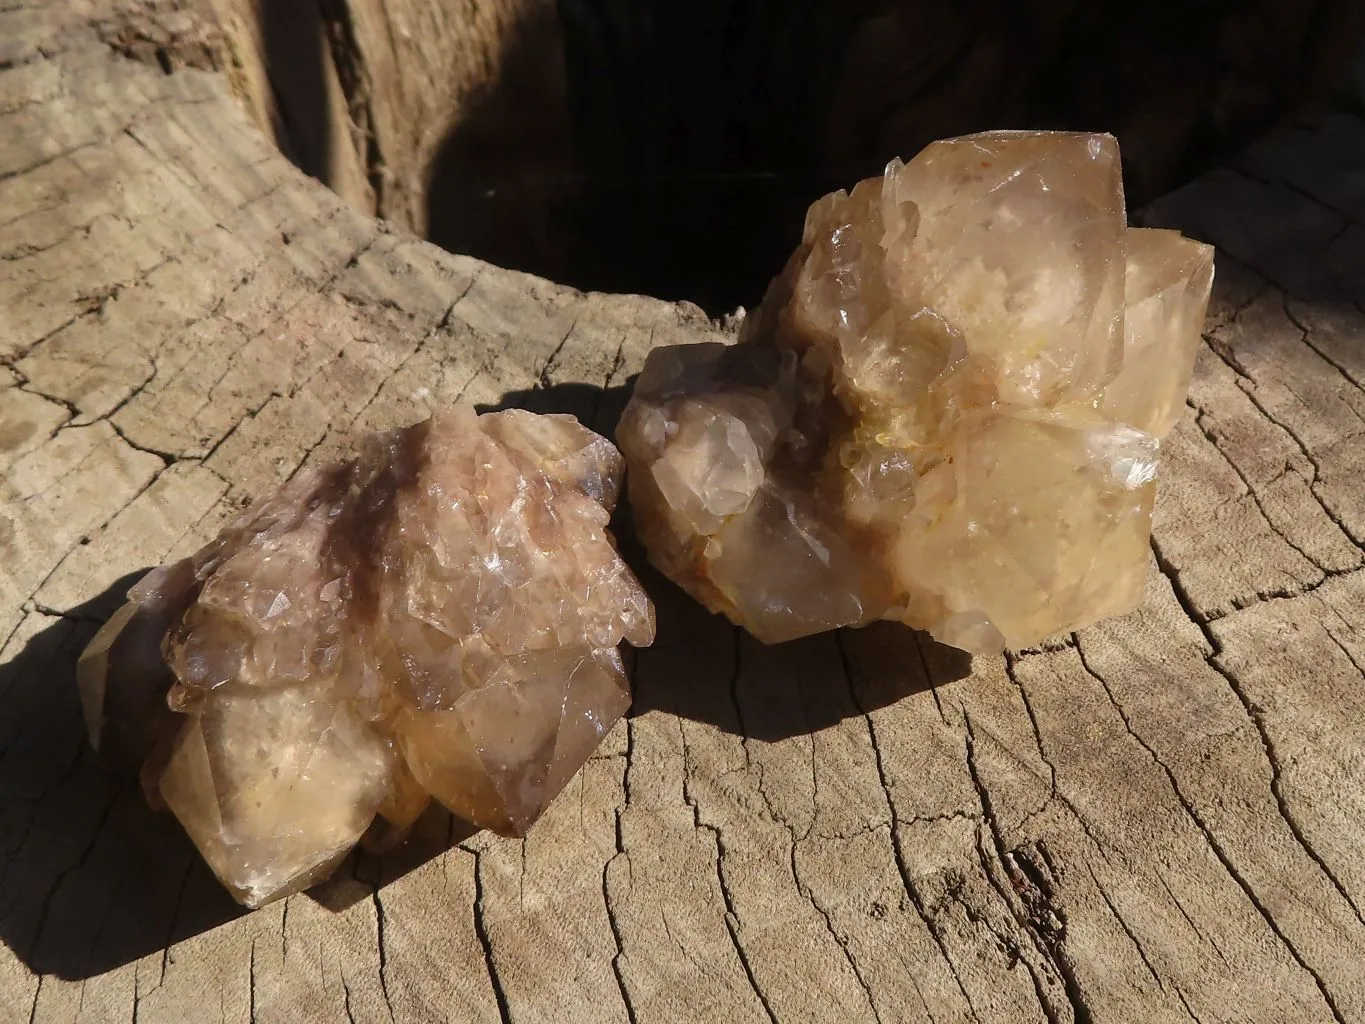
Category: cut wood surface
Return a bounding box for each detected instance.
[3,4,1365,1024]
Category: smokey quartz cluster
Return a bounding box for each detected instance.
[617,131,1213,653]
[79,407,653,907]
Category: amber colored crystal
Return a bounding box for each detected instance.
[79,407,654,907]
[617,131,1213,654]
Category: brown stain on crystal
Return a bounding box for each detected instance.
[322,419,432,627]
[4,7,1365,1017]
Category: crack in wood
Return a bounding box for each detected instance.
[1282,299,1365,397]
[5,13,1365,1023]
[834,632,983,1022]
[962,713,1091,1024]
[676,707,780,1024]
[1075,616,1353,1024]
[1200,319,1365,549]
[788,840,884,1024]
[316,0,388,216]
[1085,861,1166,995]
[1143,546,1365,934]
[603,717,640,1024]
[1186,396,1341,578]
[468,850,512,1024]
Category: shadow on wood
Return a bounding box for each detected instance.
[476,378,637,439]
[480,378,975,743]
[259,0,332,189]
[0,573,247,983]
[423,1,577,296]
[0,385,968,968]
[481,379,974,741]
[629,576,973,743]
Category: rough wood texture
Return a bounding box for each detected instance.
[206,0,565,245]
[3,5,1365,1024]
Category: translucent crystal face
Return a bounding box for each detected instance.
[78,407,654,907]
[617,130,1213,654]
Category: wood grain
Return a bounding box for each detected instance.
[2,3,1364,1022]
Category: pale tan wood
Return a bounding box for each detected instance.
[2,4,1365,1024]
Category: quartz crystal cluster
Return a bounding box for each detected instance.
[617,131,1213,653]
[79,407,654,907]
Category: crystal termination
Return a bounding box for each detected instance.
[618,131,1213,654]
[80,407,654,907]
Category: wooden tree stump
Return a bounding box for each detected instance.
[3,4,1365,1023]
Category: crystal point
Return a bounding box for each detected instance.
[618,131,1213,654]
[80,407,653,906]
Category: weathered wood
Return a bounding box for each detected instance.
[3,4,1365,1024]
[205,0,566,243]
[197,0,1365,312]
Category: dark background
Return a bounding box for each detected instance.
[433,0,1365,312]
[266,0,1365,313]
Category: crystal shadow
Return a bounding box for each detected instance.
[486,380,974,741]
[475,376,637,437]
[626,558,972,743]
[309,381,972,909]
[0,569,493,969]
[0,571,248,982]
[1,383,970,966]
